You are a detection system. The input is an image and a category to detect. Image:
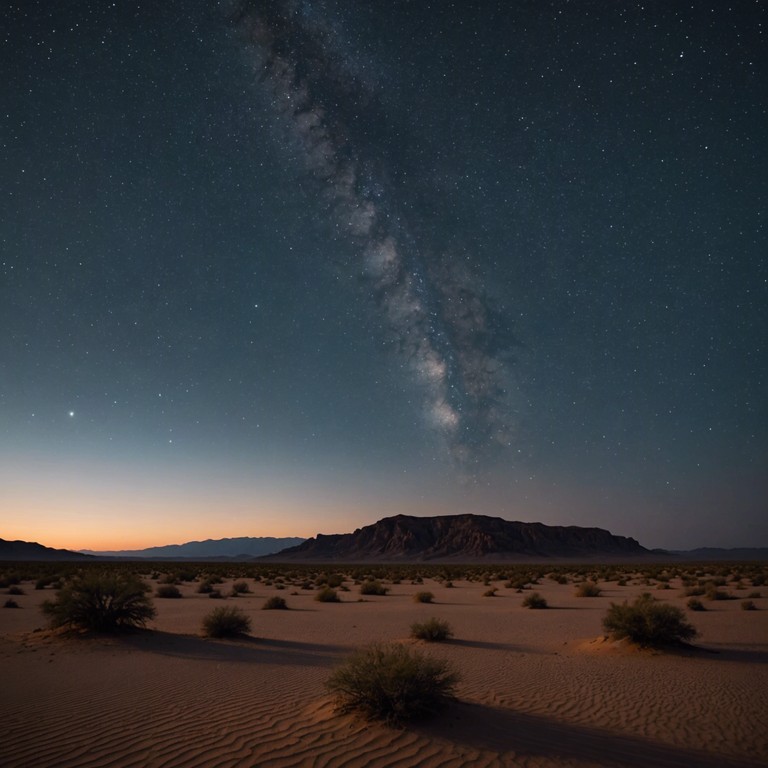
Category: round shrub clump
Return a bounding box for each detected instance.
[326,642,459,725]
[41,572,156,632]
[202,606,252,638]
[359,580,389,596]
[522,592,548,609]
[314,587,341,603]
[575,582,601,598]
[413,591,434,604]
[686,597,706,611]
[156,584,182,599]
[410,617,453,642]
[262,596,288,610]
[603,593,698,647]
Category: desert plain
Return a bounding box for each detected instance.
[1,563,767,768]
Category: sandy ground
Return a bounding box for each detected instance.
[1,569,767,767]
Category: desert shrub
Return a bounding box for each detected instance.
[684,586,705,597]
[522,592,548,609]
[482,587,497,597]
[232,580,250,594]
[156,584,182,599]
[445,581,454,588]
[413,591,434,604]
[686,598,706,611]
[617,578,628,586]
[262,596,288,610]
[326,642,459,724]
[7,586,25,595]
[741,600,757,611]
[410,617,453,642]
[360,580,389,596]
[603,593,698,647]
[747,591,762,599]
[41,572,156,632]
[705,586,732,601]
[35,579,49,590]
[197,581,214,594]
[4,598,20,608]
[575,582,601,597]
[158,573,179,585]
[208,589,224,599]
[315,587,341,603]
[326,573,344,588]
[202,606,252,638]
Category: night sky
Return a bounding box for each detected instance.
[2,1,766,551]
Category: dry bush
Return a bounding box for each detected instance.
[686,597,706,611]
[413,591,434,603]
[410,617,453,641]
[326,642,459,725]
[42,572,156,632]
[202,606,252,637]
[156,584,182,599]
[360,580,389,596]
[575,581,601,597]
[603,593,698,647]
[262,596,288,610]
[315,587,341,602]
[522,592,548,609]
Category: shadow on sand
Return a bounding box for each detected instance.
[117,629,350,667]
[416,700,764,768]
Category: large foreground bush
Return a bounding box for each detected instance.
[42,572,156,632]
[326,642,459,725]
[603,593,698,647]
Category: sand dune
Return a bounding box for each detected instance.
[1,572,766,767]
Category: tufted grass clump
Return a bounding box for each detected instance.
[522,592,548,609]
[326,642,459,725]
[413,591,434,603]
[202,606,252,638]
[41,572,156,632]
[262,596,288,610]
[410,617,453,642]
[603,593,698,648]
[575,581,601,597]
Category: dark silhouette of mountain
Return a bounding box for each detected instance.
[0,538,95,561]
[267,514,649,562]
[671,547,768,561]
[80,536,305,560]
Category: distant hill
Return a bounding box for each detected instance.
[671,547,768,562]
[80,536,306,560]
[267,514,650,562]
[0,538,94,562]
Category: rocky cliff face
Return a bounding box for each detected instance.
[272,514,648,561]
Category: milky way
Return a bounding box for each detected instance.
[231,0,517,471]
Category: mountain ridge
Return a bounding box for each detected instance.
[266,513,651,562]
[79,536,305,559]
[0,538,95,562]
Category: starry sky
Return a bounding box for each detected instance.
[2,0,766,552]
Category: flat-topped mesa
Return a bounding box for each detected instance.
[270,513,649,562]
